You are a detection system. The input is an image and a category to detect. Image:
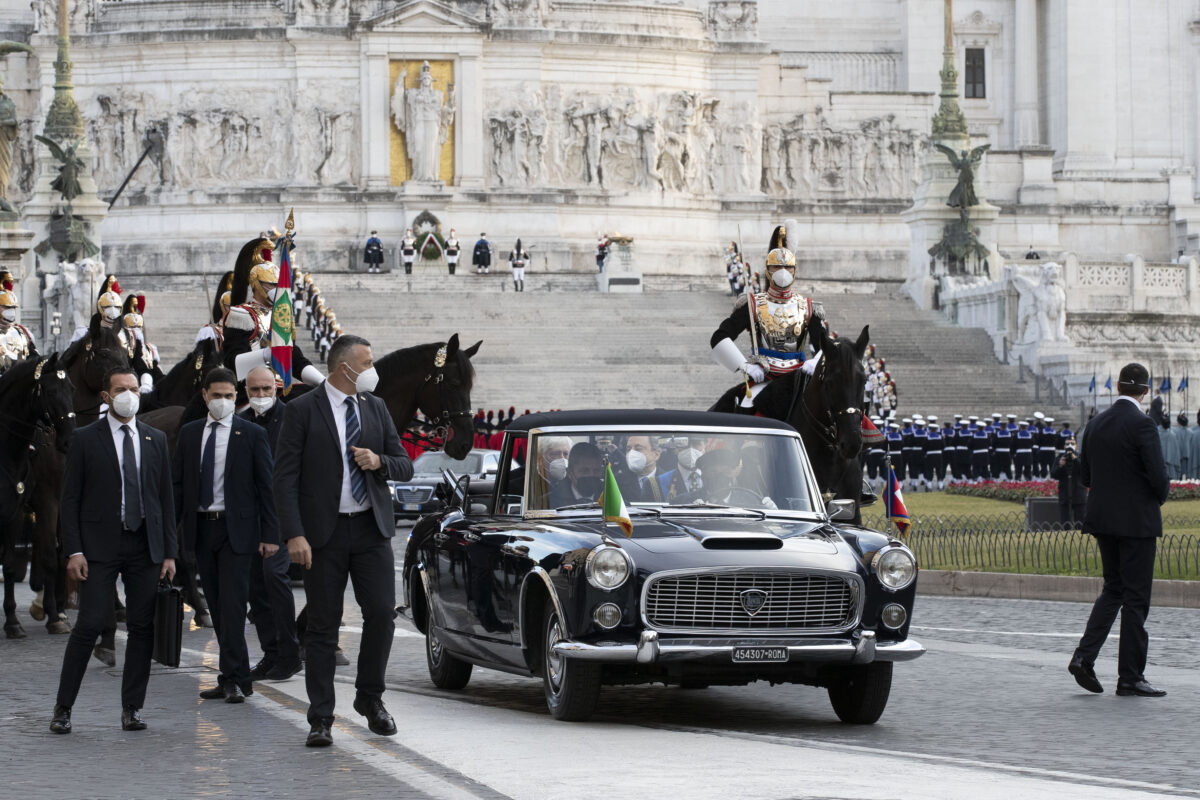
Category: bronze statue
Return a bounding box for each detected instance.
[934,143,990,209]
[35,134,85,201]
[0,41,34,213]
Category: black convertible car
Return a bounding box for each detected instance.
[402,410,923,723]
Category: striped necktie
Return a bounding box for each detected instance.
[344,397,368,505]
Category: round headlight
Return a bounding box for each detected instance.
[593,603,622,629]
[586,545,631,590]
[880,603,907,630]
[874,547,917,591]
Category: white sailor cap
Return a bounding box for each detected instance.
[902,417,913,424]
[992,413,1002,419]
[1018,420,1029,426]
[1045,417,1055,423]
[968,415,979,422]
[1034,411,1045,420]
[927,415,938,422]
[915,418,926,426]
[913,413,924,419]
[889,423,900,430]
[954,414,963,420]
[1006,414,1017,420]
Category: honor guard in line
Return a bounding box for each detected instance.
[364,231,384,274]
[222,236,324,389]
[970,418,992,482]
[400,228,417,275]
[925,415,945,490]
[865,416,886,487]
[1014,420,1035,480]
[121,293,162,394]
[445,229,461,275]
[885,422,904,483]
[991,412,1013,480]
[1039,417,1057,478]
[910,417,928,490]
[710,226,824,411]
[70,274,129,348]
[0,270,37,375]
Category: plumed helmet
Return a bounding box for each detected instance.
[122,293,145,329]
[765,224,795,268]
[97,274,122,314]
[213,270,234,323]
[232,237,275,306]
[0,270,16,308]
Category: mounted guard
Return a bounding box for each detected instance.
[69,274,128,348]
[120,292,162,394]
[0,271,37,375]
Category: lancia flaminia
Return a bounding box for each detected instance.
[401,410,924,723]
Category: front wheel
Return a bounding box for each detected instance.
[542,607,601,721]
[827,661,892,724]
[425,602,472,690]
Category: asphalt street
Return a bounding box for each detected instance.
[2,532,1198,800]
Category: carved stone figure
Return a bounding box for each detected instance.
[708,1,758,32]
[935,143,990,209]
[1008,262,1068,344]
[491,0,547,26]
[33,0,91,34]
[391,62,455,183]
[0,89,17,212]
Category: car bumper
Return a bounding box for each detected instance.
[552,630,925,665]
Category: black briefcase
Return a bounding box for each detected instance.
[152,581,184,668]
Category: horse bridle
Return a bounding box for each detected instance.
[420,344,472,441]
[800,352,862,451]
[0,358,75,495]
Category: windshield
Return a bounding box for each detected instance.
[414,451,483,475]
[525,429,816,514]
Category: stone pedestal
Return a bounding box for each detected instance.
[597,238,642,293]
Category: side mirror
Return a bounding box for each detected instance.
[826,499,856,521]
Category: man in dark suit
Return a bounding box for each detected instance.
[273,334,412,747]
[1069,363,1170,697]
[51,367,177,734]
[548,442,604,508]
[240,365,302,681]
[174,367,279,703]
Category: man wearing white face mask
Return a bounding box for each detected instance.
[173,367,280,704]
[69,274,130,348]
[273,334,412,748]
[624,435,668,503]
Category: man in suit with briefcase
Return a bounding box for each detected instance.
[273,334,412,747]
[174,367,280,703]
[1069,362,1171,697]
[51,367,177,734]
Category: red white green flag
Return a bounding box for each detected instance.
[270,211,296,389]
[601,462,633,537]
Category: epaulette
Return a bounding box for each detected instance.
[733,293,749,310]
[225,305,256,332]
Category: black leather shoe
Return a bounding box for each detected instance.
[121,708,147,731]
[224,684,246,704]
[306,719,334,747]
[92,645,116,667]
[1116,680,1167,697]
[1068,656,1103,694]
[49,705,71,734]
[334,648,350,667]
[266,660,303,681]
[353,695,397,736]
[249,659,275,681]
[199,685,225,700]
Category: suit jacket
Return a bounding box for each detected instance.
[238,403,283,454]
[1081,398,1170,538]
[273,382,412,547]
[60,416,177,563]
[173,414,280,556]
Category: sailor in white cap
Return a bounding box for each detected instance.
[1014,420,1035,480]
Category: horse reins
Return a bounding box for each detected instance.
[419,344,472,445]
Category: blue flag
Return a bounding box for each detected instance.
[1088,374,1096,393]
[1104,376,1112,391]
[1160,376,1171,393]
[1180,376,1189,392]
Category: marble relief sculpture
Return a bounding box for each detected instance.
[1008,263,1068,344]
[391,62,455,183]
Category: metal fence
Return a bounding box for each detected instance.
[861,513,1200,580]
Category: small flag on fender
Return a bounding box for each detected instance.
[882,464,910,537]
[601,462,633,537]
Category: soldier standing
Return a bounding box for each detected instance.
[970,419,992,483]
[910,418,929,491]
[992,414,1013,480]
[1014,420,1035,480]
[1039,417,1058,479]
[508,239,529,293]
[473,232,491,275]
[363,231,384,274]
[897,417,914,486]
[925,415,945,490]
[444,228,461,275]
[865,417,886,489]
[400,228,417,275]
[885,423,904,483]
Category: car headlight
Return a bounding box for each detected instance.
[585,544,632,590]
[873,547,916,591]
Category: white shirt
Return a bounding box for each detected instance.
[199,413,233,511]
[325,381,370,513]
[1116,395,1143,409]
[106,411,142,522]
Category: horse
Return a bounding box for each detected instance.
[753,324,871,524]
[373,333,482,460]
[61,323,130,425]
[139,337,222,412]
[0,355,76,638]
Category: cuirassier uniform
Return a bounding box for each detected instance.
[0,321,37,375]
[400,232,416,275]
[444,233,460,275]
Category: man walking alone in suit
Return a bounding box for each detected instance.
[174,367,280,703]
[50,368,177,734]
[1069,363,1171,697]
[273,334,413,747]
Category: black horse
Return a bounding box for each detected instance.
[139,337,222,412]
[0,355,76,638]
[61,324,130,425]
[753,324,871,523]
[373,333,482,460]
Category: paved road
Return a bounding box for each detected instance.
[3,540,1198,800]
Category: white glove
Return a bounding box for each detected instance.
[745,363,766,383]
[139,373,154,394]
[801,349,823,376]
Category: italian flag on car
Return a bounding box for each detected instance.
[602,463,633,537]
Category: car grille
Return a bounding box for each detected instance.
[643,570,858,633]
[394,486,434,504]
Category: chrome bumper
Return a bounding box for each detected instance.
[552,630,925,665]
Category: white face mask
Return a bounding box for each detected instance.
[0,308,15,323]
[546,458,568,482]
[344,363,380,394]
[110,390,140,418]
[771,268,795,289]
[207,397,235,420]
[248,396,275,415]
[626,449,647,473]
[677,447,702,471]
[102,306,121,321]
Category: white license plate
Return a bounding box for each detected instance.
[731,647,789,664]
[402,503,420,511]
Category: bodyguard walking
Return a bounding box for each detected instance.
[1069,363,1170,697]
[273,335,413,747]
[174,367,280,703]
[51,367,177,734]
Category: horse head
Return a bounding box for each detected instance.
[814,323,869,461]
[417,333,481,460]
[61,324,131,420]
[31,354,77,453]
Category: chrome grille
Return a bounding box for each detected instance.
[395,486,434,504]
[643,570,858,634]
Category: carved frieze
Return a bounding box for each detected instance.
[1075,263,1131,288]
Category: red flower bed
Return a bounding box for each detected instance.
[946,479,1200,503]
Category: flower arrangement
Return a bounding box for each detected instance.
[946,479,1200,503]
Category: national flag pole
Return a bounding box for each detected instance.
[270,209,297,392]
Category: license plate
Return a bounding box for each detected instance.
[732,647,789,663]
[402,503,420,511]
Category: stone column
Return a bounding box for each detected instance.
[456,54,484,189]
[1013,0,1040,147]
[363,52,391,192]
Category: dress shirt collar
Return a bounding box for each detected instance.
[325,379,354,409]
[107,410,137,433]
[1116,395,1144,409]
[206,412,233,429]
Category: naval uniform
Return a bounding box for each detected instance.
[970,427,992,481]
[925,428,945,486]
[909,428,928,487]
[1014,428,1034,481]
[991,426,1013,480]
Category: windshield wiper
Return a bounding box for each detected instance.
[663,503,766,519]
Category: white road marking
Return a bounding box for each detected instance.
[340,624,422,639]
[913,625,1193,642]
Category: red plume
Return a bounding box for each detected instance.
[111,277,122,294]
[135,293,146,313]
[1,278,11,292]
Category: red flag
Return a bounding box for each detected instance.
[882,464,910,536]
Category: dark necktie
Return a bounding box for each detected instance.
[121,425,142,531]
[345,397,368,505]
[199,421,218,509]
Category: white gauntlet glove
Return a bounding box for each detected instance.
[745,363,766,383]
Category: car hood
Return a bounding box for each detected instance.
[613,516,839,556]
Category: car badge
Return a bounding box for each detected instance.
[739,589,768,616]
